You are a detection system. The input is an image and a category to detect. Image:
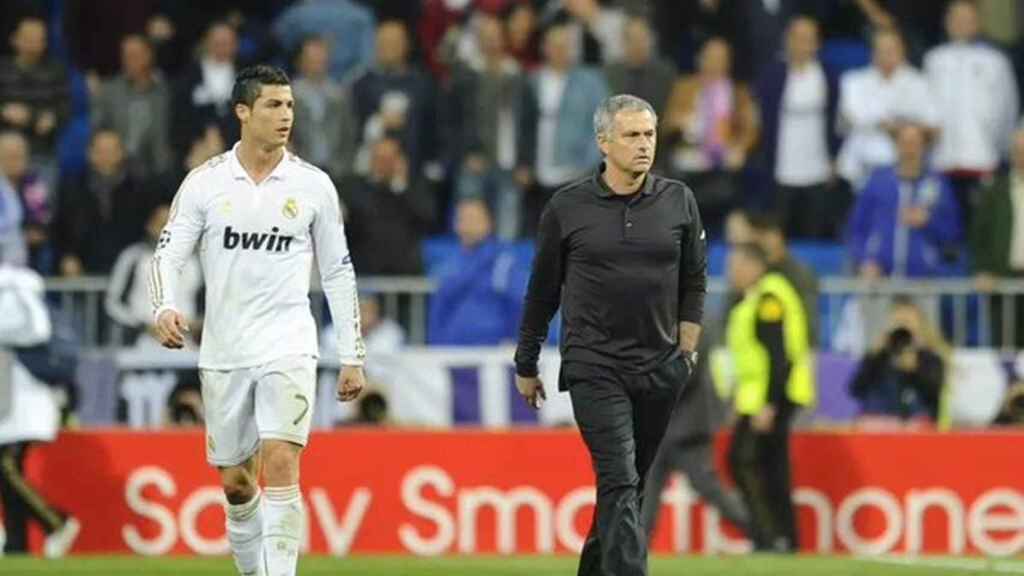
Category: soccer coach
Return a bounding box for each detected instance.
[514,94,707,576]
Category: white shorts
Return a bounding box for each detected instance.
[199,354,317,467]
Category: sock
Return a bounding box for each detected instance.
[262,485,303,576]
[225,488,263,576]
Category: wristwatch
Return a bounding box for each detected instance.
[680,350,699,373]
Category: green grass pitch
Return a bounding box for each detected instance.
[2,555,1022,576]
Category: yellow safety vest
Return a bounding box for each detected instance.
[727,272,815,415]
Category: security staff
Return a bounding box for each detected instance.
[725,243,814,553]
[515,94,707,576]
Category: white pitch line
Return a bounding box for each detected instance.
[856,555,1024,574]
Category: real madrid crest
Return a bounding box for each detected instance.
[283,198,299,219]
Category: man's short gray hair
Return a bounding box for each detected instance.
[594,94,658,139]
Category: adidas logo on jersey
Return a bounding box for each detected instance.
[223,226,295,252]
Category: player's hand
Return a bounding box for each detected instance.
[516,375,546,410]
[752,405,776,433]
[337,365,366,402]
[155,309,190,349]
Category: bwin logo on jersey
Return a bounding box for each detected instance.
[223,226,295,252]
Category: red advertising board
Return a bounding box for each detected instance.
[20,429,1024,556]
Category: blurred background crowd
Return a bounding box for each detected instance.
[2,0,1024,431]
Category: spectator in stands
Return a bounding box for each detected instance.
[428,199,525,345]
[925,0,1018,224]
[166,383,204,427]
[749,212,819,344]
[291,36,357,183]
[659,37,759,237]
[602,17,677,118]
[321,293,405,360]
[450,13,527,240]
[724,0,809,84]
[846,124,961,280]
[54,130,154,277]
[92,34,173,181]
[971,128,1024,349]
[0,131,49,273]
[757,17,839,239]
[272,0,376,84]
[542,0,628,65]
[0,17,70,189]
[849,296,949,429]
[172,22,240,156]
[836,28,938,190]
[105,204,202,348]
[342,137,436,275]
[154,125,227,206]
[504,1,540,71]
[0,164,25,268]
[725,208,755,245]
[352,20,439,178]
[517,24,608,236]
[321,292,404,426]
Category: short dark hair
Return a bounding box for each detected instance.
[732,242,769,266]
[231,64,290,109]
[747,211,784,233]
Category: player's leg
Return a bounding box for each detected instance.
[255,355,317,576]
[678,441,751,536]
[220,456,263,575]
[201,369,262,575]
[639,436,675,537]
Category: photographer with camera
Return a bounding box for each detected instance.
[849,296,949,428]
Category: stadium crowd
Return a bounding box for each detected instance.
[1,0,1024,429]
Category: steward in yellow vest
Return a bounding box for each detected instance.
[725,243,814,553]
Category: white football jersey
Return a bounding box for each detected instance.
[149,143,365,369]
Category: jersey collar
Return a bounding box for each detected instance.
[228,142,291,183]
[593,162,654,198]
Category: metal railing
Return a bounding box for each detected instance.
[42,275,1024,350]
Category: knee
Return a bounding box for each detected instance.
[596,467,639,497]
[262,442,301,486]
[221,469,258,505]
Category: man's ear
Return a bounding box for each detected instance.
[234,103,249,123]
[597,132,609,156]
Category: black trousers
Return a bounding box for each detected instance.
[727,408,797,552]
[641,438,751,538]
[987,292,1024,349]
[565,359,687,576]
[0,442,64,553]
[777,183,831,239]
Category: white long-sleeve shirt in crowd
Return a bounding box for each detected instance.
[148,143,366,369]
[0,264,59,444]
[107,241,202,332]
[925,40,1019,173]
[837,64,939,186]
